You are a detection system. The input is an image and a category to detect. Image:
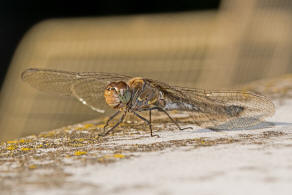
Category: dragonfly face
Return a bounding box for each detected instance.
[104,81,132,109]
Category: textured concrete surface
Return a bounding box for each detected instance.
[1,84,292,194]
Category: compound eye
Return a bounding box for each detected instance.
[107,87,117,92]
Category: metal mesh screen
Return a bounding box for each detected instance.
[0,0,291,140]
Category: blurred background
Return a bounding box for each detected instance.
[0,0,291,141]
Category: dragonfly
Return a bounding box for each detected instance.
[21,68,275,136]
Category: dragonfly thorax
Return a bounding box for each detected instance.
[104,81,132,109]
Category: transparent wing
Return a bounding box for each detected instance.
[145,79,275,129]
[70,78,113,113]
[21,68,131,113]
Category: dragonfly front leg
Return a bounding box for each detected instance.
[99,111,126,136]
[103,111,120,130]
[149,106,192,131]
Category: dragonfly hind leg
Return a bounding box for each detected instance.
[150,106,192,131]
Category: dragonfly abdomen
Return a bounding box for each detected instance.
[224,105,245,117]
[163,102,200,111]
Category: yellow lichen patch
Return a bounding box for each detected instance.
[95,124,105,129]
[97,154,111,159]
[113,153,125,159]
[97,157,107,163]
[69,143,85,147]
[74,151,87,156]
[200,140,206,144]
[75,138,85,142]
[83,124,94,129]
[29,165,36,169]
[75,127,86,131]
[21,147,32,151]
[97,155,113,163]
[97,154,126,164]
[7,140,18,144]
[169,110,179,114]
[103,117,110,122]
[7,145,17,150]
[19,139,26,143]
[100,154,125,159]
[40,131,56,138]
[36,144,43,148]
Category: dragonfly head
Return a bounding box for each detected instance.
[104,81,132,109]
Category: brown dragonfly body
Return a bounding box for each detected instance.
[21,68,275,136]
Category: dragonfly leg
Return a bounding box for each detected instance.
[149,109,152,133]
[149,107,192,131]
[99,111,126,136]
[103,111,120,130]
[132,111,159,137]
